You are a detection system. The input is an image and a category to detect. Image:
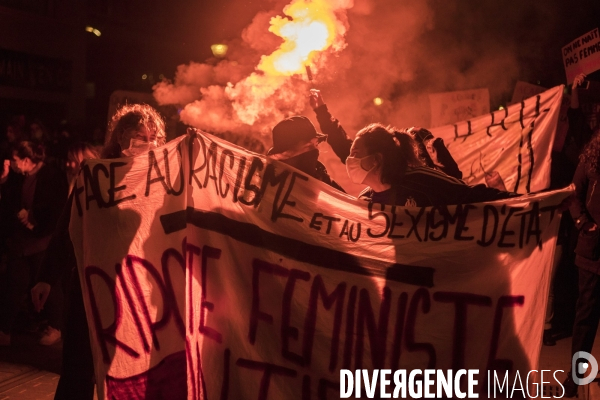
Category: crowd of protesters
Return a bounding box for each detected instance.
[0,118,103,349]
[0,105,166,398]
[0,71,598,399]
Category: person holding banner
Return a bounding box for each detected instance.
[564,127,600,397]
[101,103,166,158]
[307,90,516,206]
[346,124,518,206]
[267,115,345,192]
[309,89,464,180]
[30,104,167,400]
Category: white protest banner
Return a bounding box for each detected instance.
[70,128,571,399]
[430,85,564,194]
[509,81,546,105]
[508,82,571,153]
[562,28,600,84]
[429,88,490,128]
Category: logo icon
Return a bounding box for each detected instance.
[572,351,598,385]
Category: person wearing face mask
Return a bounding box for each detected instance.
[311,89,463,178]
[267,116,345,192]
[347,124,517,207]
[26,105,166,398]
[308,90,516,206]
[101,103,166,158]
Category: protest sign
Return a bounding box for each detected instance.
[562,28,600,84]
[429,89,490,128]
[71,124,570,399]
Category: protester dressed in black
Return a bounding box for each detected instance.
[267,115,344,192]
[307,90,516,207]
[309,89,464,181]
[345,124,517,207]
[562,128,600,397]
[405,126,463,179]
[0,141,68,346]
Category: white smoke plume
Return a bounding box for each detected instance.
[154,0,353,140]
[154,0,535,145]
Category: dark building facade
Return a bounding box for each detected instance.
[0,1,86,132]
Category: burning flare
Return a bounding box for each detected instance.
[155,0,350,136]
[258,0,345,76]
[223,0,349,126]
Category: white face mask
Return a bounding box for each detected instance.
[346,155,376,184]
[122,138,157,157]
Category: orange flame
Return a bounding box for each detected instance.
[257,0,344,76]
[175,0,350,131]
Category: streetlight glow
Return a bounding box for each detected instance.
[85,26,101,36]
[211,44,228,58]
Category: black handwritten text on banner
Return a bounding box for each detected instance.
[71,106,570,399]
